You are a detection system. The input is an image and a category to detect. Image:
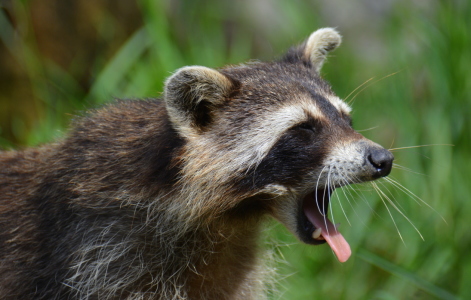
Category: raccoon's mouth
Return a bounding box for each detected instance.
[300,188,351,262]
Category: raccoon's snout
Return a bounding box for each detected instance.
[366,147,394,178]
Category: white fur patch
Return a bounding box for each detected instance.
[304,28,342,72]
[223,97,326,172]
[179,97,327,212]
[328,96,352,115]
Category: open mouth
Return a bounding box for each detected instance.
[300,188,351,262]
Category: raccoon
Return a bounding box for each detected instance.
[0,28,393,299]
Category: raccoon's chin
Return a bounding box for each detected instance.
[298,188,351,263]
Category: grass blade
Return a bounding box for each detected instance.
[357,248,458,300]
[87,27,151,104]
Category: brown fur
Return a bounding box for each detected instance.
[0,29,393,299]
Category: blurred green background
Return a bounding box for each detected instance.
[0,0,469,299]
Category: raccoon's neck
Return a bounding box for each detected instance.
[183,214,265,299]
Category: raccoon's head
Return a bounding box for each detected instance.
[164,28,393,262]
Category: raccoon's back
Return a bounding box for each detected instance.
[0,148,49,297]
[0,146,46,193]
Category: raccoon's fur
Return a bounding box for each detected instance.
[0,28,393,299]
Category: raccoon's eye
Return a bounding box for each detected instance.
[295,122,316,133]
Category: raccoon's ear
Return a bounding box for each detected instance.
[285,28,342,73]
[164,66,236,135]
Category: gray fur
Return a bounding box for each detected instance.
[0,28,393,299]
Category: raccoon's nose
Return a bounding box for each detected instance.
[367,148,394,178]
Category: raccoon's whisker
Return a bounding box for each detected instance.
[345,182,362,202]
[344,174,382,222]
[355,126,379,133]
[342,172,381,227]
[325,166,333,235]
[372,182,424,241]
[392,163,425,176]
[344,77,375,102]
[376,179,406,212]
[345,173,369,204]
[383,177,447,224]
[347,71,401,105]
[371,182,406,245]
[345,184,378,228]
[315,165,329,218]
[388,144,453,152]
[334,188,351,226]
[388,137,396,151]
[335,178,353,226]
[343,183,362,209]
[342,173,363,213]
[383,176,425,207]
[360,182,386,220]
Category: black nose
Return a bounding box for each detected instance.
[367,148,394,178]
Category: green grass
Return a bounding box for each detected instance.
[1,0,469,299]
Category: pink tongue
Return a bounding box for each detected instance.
[303,193,351,263]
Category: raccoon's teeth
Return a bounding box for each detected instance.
[312,228,324,240]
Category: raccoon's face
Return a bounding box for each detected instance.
[164,28,393,262]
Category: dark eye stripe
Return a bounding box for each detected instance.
[297,122,314,131]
